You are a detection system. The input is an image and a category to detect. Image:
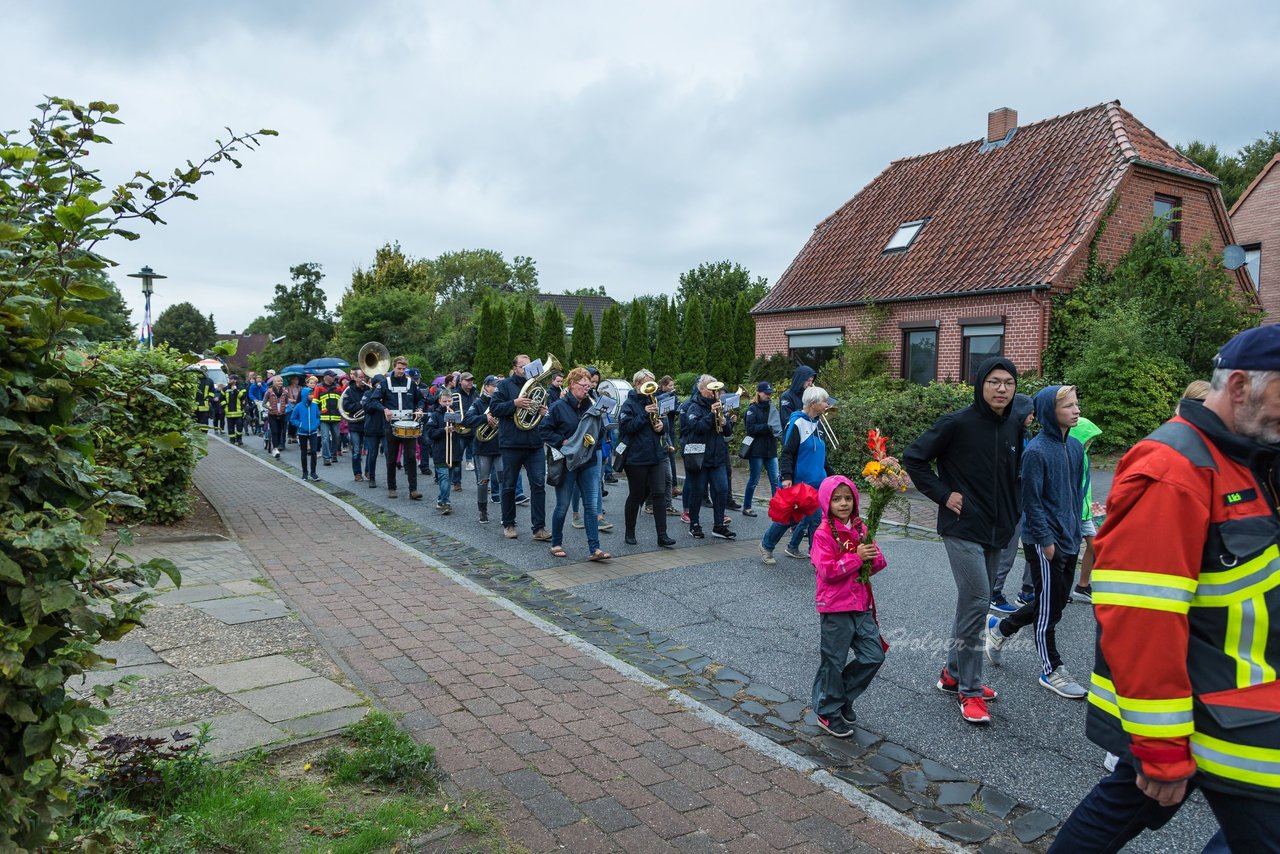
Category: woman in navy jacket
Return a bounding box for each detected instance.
[618,370,677,548]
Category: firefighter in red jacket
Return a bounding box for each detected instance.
[1051,325,1280,853]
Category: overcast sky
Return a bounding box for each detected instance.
[8,1,1278,332]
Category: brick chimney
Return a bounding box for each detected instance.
[987,107,1017,142]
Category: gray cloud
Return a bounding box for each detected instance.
[7,0,1277,332]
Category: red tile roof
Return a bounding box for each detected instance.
[754,101,1219,313]
[1229,152,1280,217]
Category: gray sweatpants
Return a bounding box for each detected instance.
[943,536,1002,697]
[992,522,1032,598]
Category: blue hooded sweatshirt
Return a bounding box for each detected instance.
[1020,385,1084,553]
[289,388,321,435]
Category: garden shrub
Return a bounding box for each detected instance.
[674,372,699,398]
[824,378,974,477]
[0,97,271,849]
[89,344,201,523]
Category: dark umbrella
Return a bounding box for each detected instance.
[304,356,351,373]
[279,363,307,379]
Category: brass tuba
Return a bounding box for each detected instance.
[358,341,391,377]
[639,380,662,431]
[475,401,498,443]
[515,353,562,430]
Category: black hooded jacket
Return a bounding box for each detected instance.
[780,366,816,426]
[903,356,1024,547]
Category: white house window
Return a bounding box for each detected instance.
[961,322,1004,384]
[884,219,928,253]
[1244,244,1262,291]
[786,327,843,372]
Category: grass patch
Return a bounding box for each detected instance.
[64,711,508,853]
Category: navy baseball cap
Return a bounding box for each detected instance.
[757,381,774,394]
[407,368,420,378]
[483,375,499,387]
[323,370,336,378]
[1215,325,1280,371]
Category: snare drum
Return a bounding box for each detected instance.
[391,419,422,440]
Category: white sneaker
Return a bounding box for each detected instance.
[984,616,1006,666]
[465,461,475,471]
[760,548,776,566]
[1039,665,1087,699]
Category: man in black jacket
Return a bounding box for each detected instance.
[904,356,1024,726]
[490,354,550,541]
[680,374,737,540]
[364,357,424,500]
[780,366,816,426]
[341,369,369,482]
[741,381,781,517]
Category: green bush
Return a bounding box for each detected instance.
[744,353,794,388]
[825,378,974,476]
[1065,306,1186,450]
[674,372,700,398]
[90,344,202,523]
[0,97,270,848]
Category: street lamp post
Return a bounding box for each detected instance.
[127,265,167,349]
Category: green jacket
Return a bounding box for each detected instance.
[1069,417,1103,520]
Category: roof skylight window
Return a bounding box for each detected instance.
[884,219,928,253]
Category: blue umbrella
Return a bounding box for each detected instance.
[304,356,351,373]
[279,363,307,379]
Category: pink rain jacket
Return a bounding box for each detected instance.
[811,475,887,614]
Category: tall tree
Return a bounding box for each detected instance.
[570,304,595,366]
[563,285,607,297]
[255,262,335,369]
[708,299,734,383]
[734,293,756,382]
[329,287,433,364]
[508,297,540,360]
[597,304,624,371]
[538,301,567,362]
[474,299,508,380]
[429,249,538,301]
[74,270,134,343]
[152,301,216,353]
[680,295,707,373]
[344,241,435,303]
[677,260,769,308]
[654,298,679,379]
[1178,130,1280,208]
[623,299,651,376]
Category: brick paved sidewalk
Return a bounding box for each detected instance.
[196,441,947,852]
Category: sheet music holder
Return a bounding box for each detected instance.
[657,394,676,414]
[524,358,544,379]
[719,392,741,410]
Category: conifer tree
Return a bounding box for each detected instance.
[734,293,756,382]
[597,304,624,371]
[708,299,734,383]
[623,299,650,377]
[570,304,595,366]
[473,298,505,380]
[508,297,539,359]
[538,301,566,362]
[654,298,679,379]
[680,295,707,374]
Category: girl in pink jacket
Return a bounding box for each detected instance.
[810,474,888,738]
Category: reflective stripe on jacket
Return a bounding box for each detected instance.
[1086,408,1280,801]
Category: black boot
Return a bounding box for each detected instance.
[478,503,489,523]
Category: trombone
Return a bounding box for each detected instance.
[819,404,840,450]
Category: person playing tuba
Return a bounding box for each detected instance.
[488,354,551,542]
[341,369,370,482]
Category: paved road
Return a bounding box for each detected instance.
[248,437,1213,852]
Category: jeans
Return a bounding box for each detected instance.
[763,508,820,553]
[436,466,453,505]
[501,446,545,531]
[743,456,780,509]
[942,536,1003,697]
[812,611,884,719]
[624,463,668,538]
[268,414,288,452]
[999,545,1077,676]
[553,462,600,554]
[363,433,385,483]
[686,463,728,529]
[319,421,340,461]
[349,429,365,476]
[298,433,318,476]
[1049,758,1280,853]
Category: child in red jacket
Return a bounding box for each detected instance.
[810,474,888,738]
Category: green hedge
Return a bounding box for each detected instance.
[90,344,202,523]
[824,378,975,476]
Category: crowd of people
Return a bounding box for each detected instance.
[198,326,1279,851]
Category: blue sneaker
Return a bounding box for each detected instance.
[1015,591,1036,608]
[989,593,1017,615]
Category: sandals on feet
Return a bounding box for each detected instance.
[549,546,568,558]
[589,550,612,562]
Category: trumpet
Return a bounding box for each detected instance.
[707,381,726,431]
[639,380,662,431]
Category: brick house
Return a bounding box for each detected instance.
[1229,152,1280,321]
[752,102,1256,383]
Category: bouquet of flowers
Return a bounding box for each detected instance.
[858,429,911,580]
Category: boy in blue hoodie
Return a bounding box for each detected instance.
[985,385,1087,699]
[289,384,322,482]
